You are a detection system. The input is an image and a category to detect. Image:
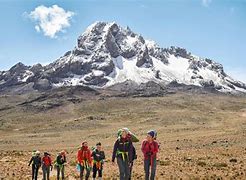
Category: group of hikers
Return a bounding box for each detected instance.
[28,128,159,180]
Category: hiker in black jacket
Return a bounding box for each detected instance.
[112,129,133,180]
[28,150,41,180]
[55,150,67,180]
[91,142,105,180]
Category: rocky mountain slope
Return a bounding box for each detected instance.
[0,21,245,94]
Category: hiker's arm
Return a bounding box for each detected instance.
[63,156,67,163]
[153,142,159,154]
[112,141,118,162]
[56,157,60,165]
[41,157,44,165]
[141,141,147,154]
[77,151,81,163]
[151,141,158,155]
[38,157,42,167]
[28,157,33,166]
[133,146,137,159]
[88,151,92,164]
[49,157,52,165]
[102,151,105,160]
[128,141,133,162]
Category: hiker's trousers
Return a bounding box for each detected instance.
[42,165,50,180]
[79,164,91,180]
[129,161,134,180]
[57,165,65,180]
[92,163,103,178]
[144,157,157,180]
[32,164,39,180]
[117,157,130,180]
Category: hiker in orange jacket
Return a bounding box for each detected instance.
[141,130,159,180]
[77,141,92,180]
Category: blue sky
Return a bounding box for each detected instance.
[0,0,245,82]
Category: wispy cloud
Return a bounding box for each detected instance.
[27,5,75,38]
[202,0,212,7]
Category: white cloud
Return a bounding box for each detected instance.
[28,5,74,38]
[202,0,212,7]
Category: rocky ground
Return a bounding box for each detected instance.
[0,93,246,179]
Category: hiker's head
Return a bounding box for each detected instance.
[82,141,88,148]
[60,150,66,156]
[147,130,155,141]
[35,151,40,156]
[44,152,49,156]
[96,142,102,150]
[117,128,128,138]
[32,150,36,156]
[121,129,128,138]
[122,127,130,134]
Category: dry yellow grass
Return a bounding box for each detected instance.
[0,93,246,179]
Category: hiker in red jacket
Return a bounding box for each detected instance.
[141,130,159,180]
[42,152,52,180]
[77,141,92,180]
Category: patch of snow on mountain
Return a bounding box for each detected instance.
[0,79,5,85]
[152,55,191,84]
[93,70,104,76]
[145,39,159,49]
[21,70,34,82]
[106,56,156,86]
[125,36,138,46]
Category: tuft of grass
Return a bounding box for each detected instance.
[69,160,77,167]
[229,158,237,163]
[197,161,206,167]
[213,162,228,168]
[184,156,192,161]
[159,160,171,166]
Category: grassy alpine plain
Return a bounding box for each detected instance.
[0,91,246,179]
